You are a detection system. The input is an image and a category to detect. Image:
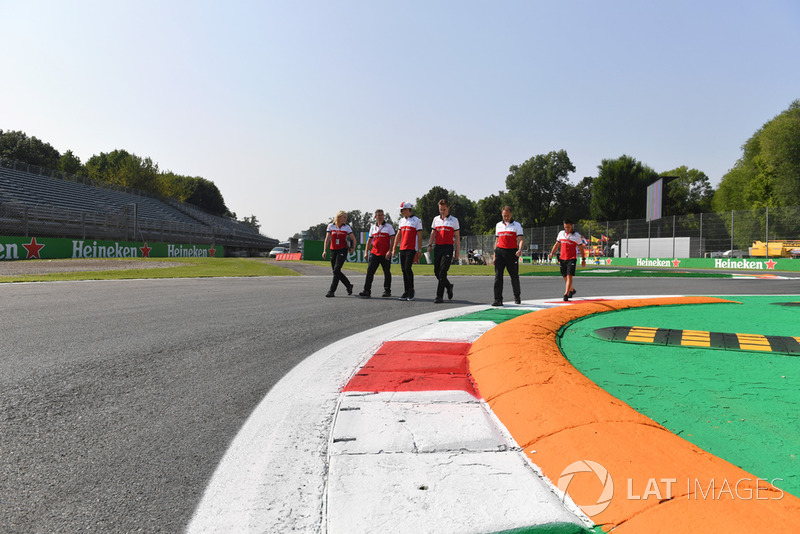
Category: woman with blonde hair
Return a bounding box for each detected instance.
[322,210,356,297]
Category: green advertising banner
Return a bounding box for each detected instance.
[585,256,800,272]
[0,235,222,261]
[302,240,431,264]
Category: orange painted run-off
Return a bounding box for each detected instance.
[343,340,477,396]
[468,297,800,532]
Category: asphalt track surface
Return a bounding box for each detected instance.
[1,272,799,532]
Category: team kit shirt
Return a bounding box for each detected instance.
[556,230,583,260]
[397,216,423,251]
[368,223,395,256]
[495,220,523,249]
[326,223,353,250]
[431,215,459,245]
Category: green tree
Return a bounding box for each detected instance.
[448,191,477,236]
[181,176,229,216]
[304,222,329,241]
[506,150,575,228]
[474,192,509,234]
[0,130,61,168]
[85,149,160,193]
[590,155,658,220]
[415,186,476,236]
[240,215,260,231]
[415,186,450,237]
[557,177,594,222]
[713,99,800,211]
[58,149,83,175]
[346,210,373,239]
[661,166,714,215]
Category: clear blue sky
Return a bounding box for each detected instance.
[2,0,798,240]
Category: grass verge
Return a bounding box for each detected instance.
[0,258,299,283]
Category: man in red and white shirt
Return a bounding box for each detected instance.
[392,201,423,301]
[492,206,524,306]
[548,218,586,301]
[358,209,395,298]
[322,210,356,297]
[428,199,460,303]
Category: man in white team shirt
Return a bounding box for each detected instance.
[358,209,395,298]
[428,198,460,304]
[548,218,586,301]
[492,206,524,306]
[322,210,356,298]
[392,201,423,301]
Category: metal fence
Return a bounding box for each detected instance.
[462,206,800,259]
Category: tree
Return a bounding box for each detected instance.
[590,155,658,221]
[58,150,83,175]
[415,186,477,236]
[85,149,160,193]
[240,215,261,231]
[346,210,373,238]
[660,166,713,215]
[415,186,450,237]
[713,99,800,211]
[557,177,594,222]
[505,150,575,228]
[304,222,329,241]
[0,130,61,168]
[448,191,477,236]
[181,176,229,216]
[474,192,509,234]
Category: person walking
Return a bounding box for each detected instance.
[392,202,422,301]
[548,218,586,301]
[359,209,395,298]
[492,206,524,306]
[322,210,356,298]
[428,199,460,304]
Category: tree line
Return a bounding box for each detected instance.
[303,99,799,240]
[0,130,262,231]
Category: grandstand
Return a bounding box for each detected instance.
[0,159,277,254]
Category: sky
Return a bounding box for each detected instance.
[2,0,799,240]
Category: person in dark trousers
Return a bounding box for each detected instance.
[428,199,460,304]
[548,218,586,301]
[391,201,422,301]
[492,206,524,306]
[359,209,395,298]
[322,210,356,297]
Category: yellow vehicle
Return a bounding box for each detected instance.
[748,240,800,258]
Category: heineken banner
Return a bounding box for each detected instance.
[586,256,800,272]
[0,235,222,261]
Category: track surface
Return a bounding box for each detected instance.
[1,273,798,532]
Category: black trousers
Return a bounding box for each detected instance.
[398,250,416,297]
[433,244,454,298]
[363,253,391,294]
[329,248,352,293]
[494,247,521,301]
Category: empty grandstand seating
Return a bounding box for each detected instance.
[0,159,277,252]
